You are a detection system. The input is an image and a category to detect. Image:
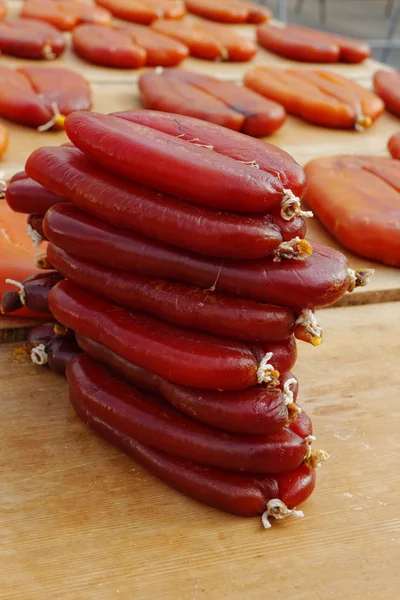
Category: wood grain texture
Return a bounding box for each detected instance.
[0,316,49,343]
[1,302,399,599]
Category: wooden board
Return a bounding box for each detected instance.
[0,315,49,343]
[1,301,399,599]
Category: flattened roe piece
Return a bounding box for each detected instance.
[19,66,92,116]
[139,73,244,130]
[244,67,384,130]
[373,70,400,117]
[0,66,53,126]
[257,23,370,63]
[305,155,400,266]
[116,23,189,66]
[388,132,400,160]
[0,18,65,59]
[289,25,370,63]
[72,24,147,68]
[21,0,112,31]
[140,69,285,136]
[0,65,90,128]
[185,0,270,24]
[152,18,257,61]
[95,0,185,23]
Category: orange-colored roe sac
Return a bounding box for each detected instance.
[21,0,112,31]
[72,23,189,68]
[117,23,189,66]
[388,132,400,160]
[139,69,286,136]
[0,66,91,129]
[0,123,8,157]
[304,155,400,267]
[184,0,271,24]
[94,0,185,23]
[244,67,384,130]
[257,23,370,63]
[152,18,257,61]
[0,200,47,317]
[373,70,400,117]
[0,18,65,59]
[73,24,147,68]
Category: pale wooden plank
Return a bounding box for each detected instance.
[0,302,399,599]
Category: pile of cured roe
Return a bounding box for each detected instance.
[4,111,373,528]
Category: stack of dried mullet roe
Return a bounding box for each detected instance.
[6,111,373,528]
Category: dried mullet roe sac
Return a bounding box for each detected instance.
[185,0,270,24]
[257,23,370,63]
[244,67,384,130]
[373,70,400,117]
[305,155,400,267]
[0,66,91,129]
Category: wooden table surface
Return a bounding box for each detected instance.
[1,7,400,598]
[1,302,400,599]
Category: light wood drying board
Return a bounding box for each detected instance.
[1,301,399,599]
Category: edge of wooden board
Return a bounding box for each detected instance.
[0,317,49,344]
